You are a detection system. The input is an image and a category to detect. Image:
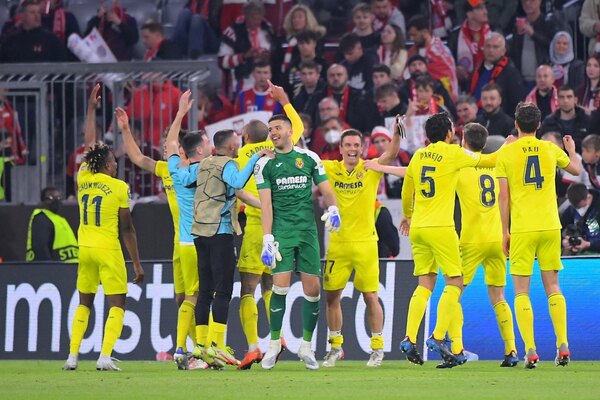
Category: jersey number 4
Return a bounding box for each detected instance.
[524,155,544,190]
[479,174,496,207]
[82,194,103,226]
[420,166,435,198]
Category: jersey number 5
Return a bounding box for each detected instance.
[524,155,544,190]
[479,174,496,207]
[420,166,436,198]
[82,194,103,226]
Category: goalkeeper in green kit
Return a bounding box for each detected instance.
[254,113,340,370]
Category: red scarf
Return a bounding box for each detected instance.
[456,21,490,73]
[189,0,210,18]
[415,97,439,115]
[409,37,458,100]
[144,39,164,61]
[525,86,559,112]
[52,7,66,42]
[327,86,350,122]
[281,37,297,73]
[430,0,451,37]
[470,56,509,94]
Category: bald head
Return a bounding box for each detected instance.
[483,32,506,64]
[536,64,555,91]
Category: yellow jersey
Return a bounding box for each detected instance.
[323,158,383,242]
[155,160,180,243]
[495,136,570,233]
[402,141,495,228]
[77,162,130,249]
[456,160,502,244]
[236,103,304,223]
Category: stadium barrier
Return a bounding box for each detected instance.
[1,258,598,361]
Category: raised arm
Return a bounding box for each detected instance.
[115,107,156,172]
[498,177,511,257]
[166,90,194,157]
[118,207,144,284]
[364,159,407,177]
[84,83,101,149]
[268,80,304,145]
[562,135,582,176]
[378,115,404,165]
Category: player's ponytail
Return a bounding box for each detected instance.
[84,143,111,173]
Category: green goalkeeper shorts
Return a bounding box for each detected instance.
[272,229,321,276]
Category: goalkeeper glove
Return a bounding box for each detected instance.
[321,205,341,232]
[261,234,282,270]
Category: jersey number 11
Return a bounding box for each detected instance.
[82,194,103,226]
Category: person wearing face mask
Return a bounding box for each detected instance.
[320,117,344,161]
[26,186,78,263]
[561,183,600,255]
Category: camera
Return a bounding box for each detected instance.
[564,224,584,247]
[569,235,582,246]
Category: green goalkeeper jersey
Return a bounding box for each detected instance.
[255,147,328,233]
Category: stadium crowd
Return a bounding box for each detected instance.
[1,0,600,256]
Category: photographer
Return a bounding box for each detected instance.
[561,183,600,255]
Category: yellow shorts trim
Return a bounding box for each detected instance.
[179,244,200,296]
[461,241,507,286]
[509,230,563,276]
[324,241,379,292]
[410,227,462,277]
[238,224,270,275]
[172,243,184,294]
[77,247,127,295]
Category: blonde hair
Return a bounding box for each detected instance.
[283,4,326,38]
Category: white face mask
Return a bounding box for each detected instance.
[576,203,590,217]
[325,129,341,145]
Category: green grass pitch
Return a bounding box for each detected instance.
[3,360,600,399]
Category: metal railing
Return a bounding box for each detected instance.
[0,60,214,204]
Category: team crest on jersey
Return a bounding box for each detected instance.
[356,171,364,180]
[295,158,304,169]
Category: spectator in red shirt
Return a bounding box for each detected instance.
[370,125,411,198]
[197,84,235,129]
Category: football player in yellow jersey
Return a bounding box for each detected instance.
[320,119,402,368]
[451,123,518,368]
[236,81,303,369]
[64,84,144,372]
[497,103,580,368]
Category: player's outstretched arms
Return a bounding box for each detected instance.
[237,189,261,209]
[115,107,157,172]
[562,135,582,176]
[84,83,101,149]
[119,207,144,283]
[364,159,407,177]
[378,115,405,165]
[165,90,194,157]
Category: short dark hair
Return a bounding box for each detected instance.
[456,94,477,107]
[373,64,392,76]
[339,33,362,54]
[296,30,319,43]
[213,129,236,150]
[178,129,188,147]
[407,15,429,32]
[20,0,38,11]
[341,128,363,144]
[182,131,207,158]
[252,58,271,70]
[244,0,265,15]
[558,84,576,96]
[424,113,452,143]
[515,102,541,134]
[582,134,600,151]
[41,186,59,202]
[414,75,434,90]
[268,114,292,128]
[141,19,164,34]
[299,61,319,71]
[375,83,398,100]
[244,120,268,143]
[463,123,489,152]
[352,2,372,15]
[84,143,112,173]
[321,116,343,128]
[481,82,503,98]
[567,183,589,206]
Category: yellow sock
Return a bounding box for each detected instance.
[263,290,272,323]
[188,314,197,344]
[548,293,568,348]
[371,334,384,350]
[447,302,463,354]
[493,300,516,354]
[240,294,259,347]
[196,324,208,346]
[514,293,536,353]
[69,305,90,355]
[212,322,227,348]
[405,286,432,343]
[176,300,195,350]
[206,312,215,347]
[328,331,344,348]
[101,307,124,357]
[433,285,461,340]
